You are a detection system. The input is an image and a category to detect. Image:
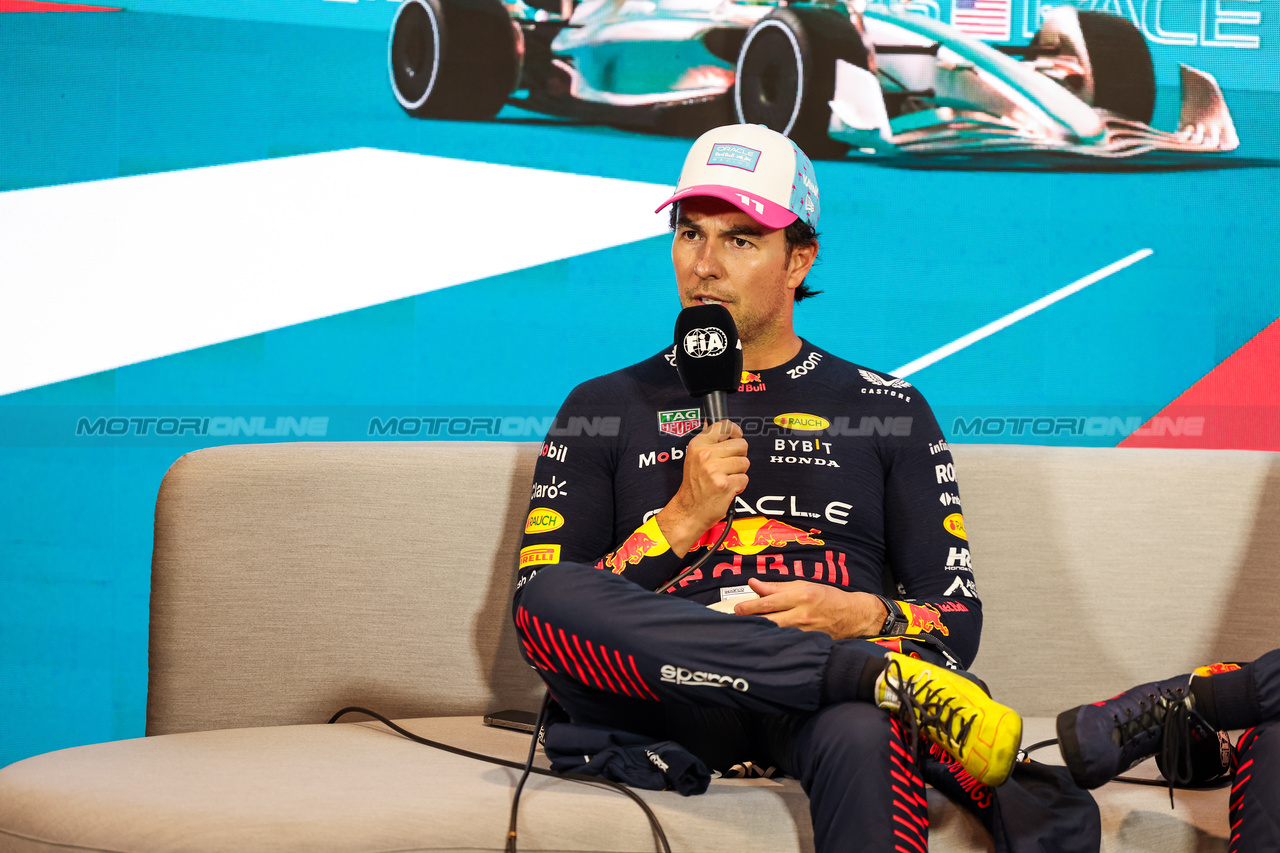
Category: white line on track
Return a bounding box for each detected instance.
[891,248,1154,378]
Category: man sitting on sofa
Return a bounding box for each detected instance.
[511,123,1061,853]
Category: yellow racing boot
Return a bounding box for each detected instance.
[875,653,1023,786]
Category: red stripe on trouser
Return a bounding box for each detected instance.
[515,608,558,672]
[528,614,563,672]
[1229,727,1259,853]
[889,716,929,851]
[525,612,559,670]
[597,642,634,697]
[571,634,604,690]
[629,654,661,701]
[585,640,618,693]
[519,612,560,671]
[613,648,644,698]
[539,617,576,675]
[521,614,659,701]
[558,628,591,686]
[894,829,926,853]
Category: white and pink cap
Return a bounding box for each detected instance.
[656,124,820,230]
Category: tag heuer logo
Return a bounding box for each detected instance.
[658,408,701,437]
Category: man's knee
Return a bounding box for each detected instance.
[513,561,604,626]
[803,702,893,767]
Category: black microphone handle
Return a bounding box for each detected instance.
[703,391,729,426]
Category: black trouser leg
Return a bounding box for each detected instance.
[1231,720,1280,853]
[513,561,884,715]
[771,702,928,853]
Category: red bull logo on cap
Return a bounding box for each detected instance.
[689,517,824,556]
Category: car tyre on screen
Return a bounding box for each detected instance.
[1076,10,1155,124]
[1034,8,1155,125]
[389,0,520,120]
[733,7,869,158]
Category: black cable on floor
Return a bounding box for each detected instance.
[505,692,551,852]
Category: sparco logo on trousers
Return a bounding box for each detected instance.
[660,665,749,692]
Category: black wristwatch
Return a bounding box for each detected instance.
[873,594,908,637]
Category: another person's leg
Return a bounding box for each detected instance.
[1190,649,1280,731]
[1228,720,1280,853]
[1057,649,1280,791]
[1186,651,1280,853]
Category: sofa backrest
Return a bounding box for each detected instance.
[147,442,1280,735]
[147,442,546,736]
[956,445,1280,715]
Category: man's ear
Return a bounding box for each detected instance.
[787,240,819,284]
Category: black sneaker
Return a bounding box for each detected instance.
[1057,675,1233,795]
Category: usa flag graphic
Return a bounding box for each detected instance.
[952,0,1011,40]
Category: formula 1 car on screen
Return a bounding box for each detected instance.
[387,0,1238,158]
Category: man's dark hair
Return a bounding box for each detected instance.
[669,204,822,302]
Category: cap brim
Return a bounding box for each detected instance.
[655,184,798,230]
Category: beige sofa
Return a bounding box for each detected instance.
[2,442,1278,853]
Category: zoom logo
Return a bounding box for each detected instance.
[659,665,749,692]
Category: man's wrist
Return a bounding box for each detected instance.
[654,505,707,558]
[872,594,907,636]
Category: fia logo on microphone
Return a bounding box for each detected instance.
[683,327,728,358]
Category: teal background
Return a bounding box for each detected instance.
[1,4,1278,769]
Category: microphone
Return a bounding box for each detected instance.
[661,304,742,595]
[674,304,741,426]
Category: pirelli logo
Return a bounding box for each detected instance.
[519,544,561,568]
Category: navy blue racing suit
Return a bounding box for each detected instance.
[1188,651,1280,852]
[511,341,1082,852]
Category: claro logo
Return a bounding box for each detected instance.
[659,665,749,692]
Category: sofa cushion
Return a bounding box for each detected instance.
[0,716,1234,853]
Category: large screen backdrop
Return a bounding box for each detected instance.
[0,0,1276,768]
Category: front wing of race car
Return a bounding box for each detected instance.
[826,7,1239,158]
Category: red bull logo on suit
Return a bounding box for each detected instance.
[596,517,671,574]
[688,517,824,556]
[901,602,950,636]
